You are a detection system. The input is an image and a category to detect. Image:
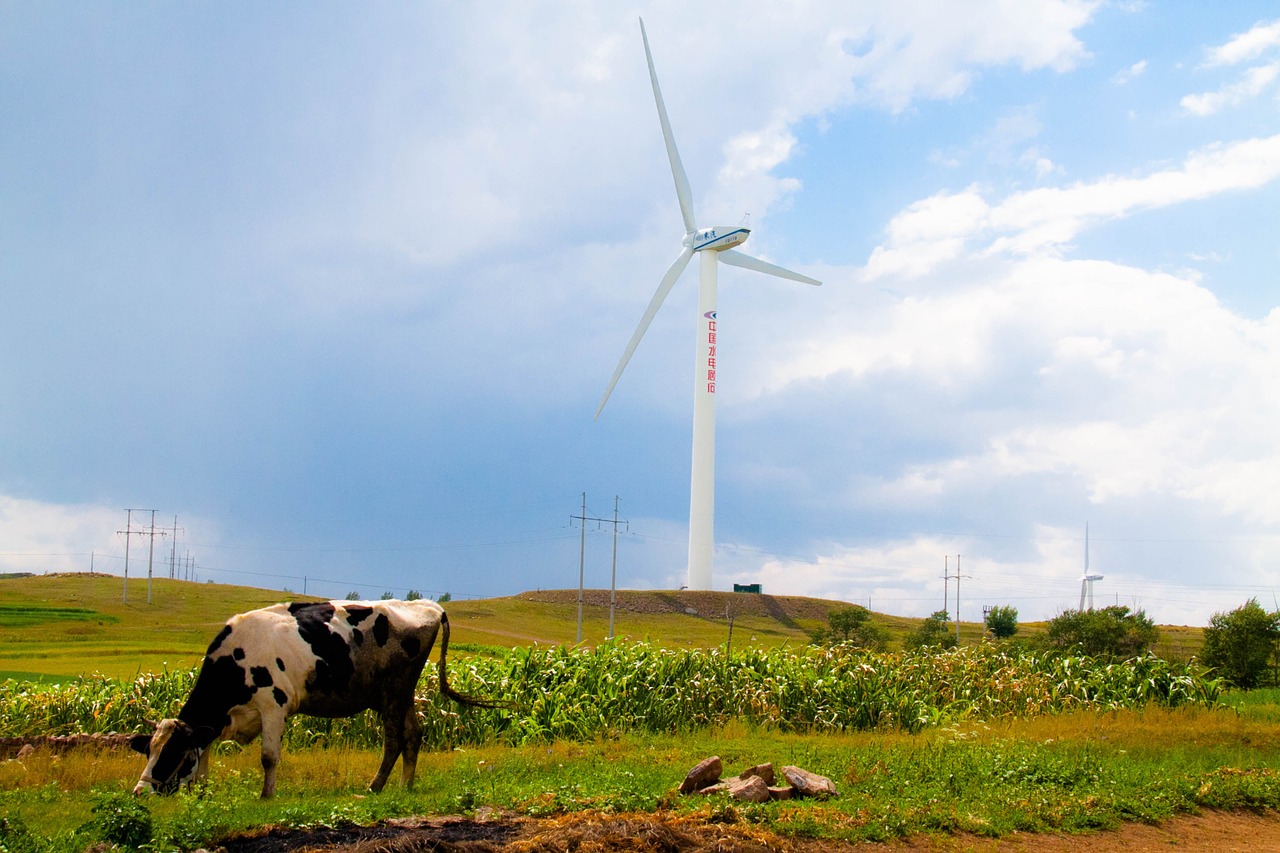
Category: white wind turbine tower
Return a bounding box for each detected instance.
[1079,523,1103,611]
[595,19,821,591]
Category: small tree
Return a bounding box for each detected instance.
[438,592,452,603]
[405,589,423,601]
[1201,598,1280,688]
[985,605,1019,639]
[1043,605,1158,658]
[904,610,957,651]
[380,591,395,600]
[810,605,889,651]
[345,591,361,601]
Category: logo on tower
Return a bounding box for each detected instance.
[705,312,717,393]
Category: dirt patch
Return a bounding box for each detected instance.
[517,590,834,624]
[213,808,1280,853]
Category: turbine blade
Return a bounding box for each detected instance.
[640,18,696,234]
[595,246,694,420]
[719,249,821,286]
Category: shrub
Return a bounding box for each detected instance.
[0,816,40,853]
[810,606,888,651]
[1043,605,1158,659]
[82,791,153,849]
[904,610,957,650]
[1201,598,1280,688]
[985,605,1019,639]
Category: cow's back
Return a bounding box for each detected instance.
[291,599,444,717]
[185,599,445,729]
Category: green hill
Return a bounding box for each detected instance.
[0,572,1202,680]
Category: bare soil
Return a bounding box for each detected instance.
[517,589,835,626]
[214,808,1280,853]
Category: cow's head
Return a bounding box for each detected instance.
[130,719,213,795]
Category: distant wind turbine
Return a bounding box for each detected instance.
[1079,523,1103,610]
[594,18,821,592]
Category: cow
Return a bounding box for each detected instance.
[131,598,493,799]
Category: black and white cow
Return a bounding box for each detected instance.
[131,598,492,799]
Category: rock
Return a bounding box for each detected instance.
[768,785,796,800]
[724,775,771,803]
[781,765,838,798]
[698,776,771,802]
[679,756,722,794]
[739,762,775,786]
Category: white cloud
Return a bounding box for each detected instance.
[1181,62,1280,116]
[859,134,1280,279]
[1114,59,1147,84]
[841,0,1096,112]
[1203,18,1280,67]
[0,497,127,575]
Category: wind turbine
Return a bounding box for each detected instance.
[1079,523,1103,611]
[594,18,821,592]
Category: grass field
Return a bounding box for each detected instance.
[0,573,1205,681]
[2,571,1259,852]
[3,705,1279,850]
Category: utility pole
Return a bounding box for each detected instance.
[119,509,133,602]
[955,554,961,643]
[608,496,625,641]
[168,516,183,579]
[941,555,949,614]
[575,493,586,644]
[569,493,629,644]
[954,555,972,644]
[145,509,165,605]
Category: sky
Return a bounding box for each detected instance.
[3,2,1279,628]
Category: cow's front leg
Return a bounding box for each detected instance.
[368,707,405,793]
[258,713,285,799]
[195,746,213,785]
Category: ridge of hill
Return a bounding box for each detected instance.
[0,572,1202,681]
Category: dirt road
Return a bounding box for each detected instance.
[215,808,1280,852]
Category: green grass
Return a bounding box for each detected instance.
[3,706,1280,851]
[2,572,1273,852]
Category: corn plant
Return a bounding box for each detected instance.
[0,644,1220,751]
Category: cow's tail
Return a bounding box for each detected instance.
[437,612,507,710]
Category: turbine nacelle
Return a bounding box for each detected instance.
[688,226,751,252]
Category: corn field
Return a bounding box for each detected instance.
[0,643,1220,750]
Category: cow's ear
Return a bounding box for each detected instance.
[129,734,152,755]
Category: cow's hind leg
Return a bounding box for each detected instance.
[368,705,406,793]
[259,714,285,799]
[399,701,423,790]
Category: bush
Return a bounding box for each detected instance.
[82,791,153,849]
[810,606,889,651]
[904,610,957,650]
[1043,605,1158,659]
[985,605,1019,639]
[0,816,40,853]
[1201,598,1280,688]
